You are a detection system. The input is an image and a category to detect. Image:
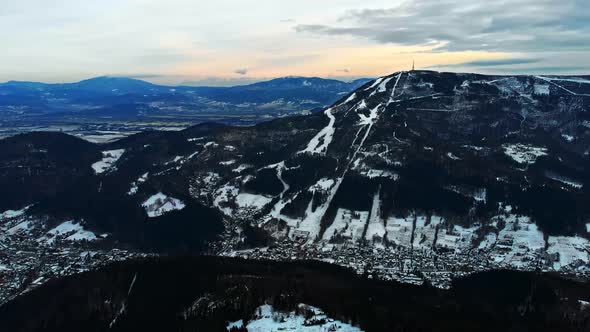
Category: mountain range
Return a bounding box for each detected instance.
[0,76,370,120]
[1,70,590,321]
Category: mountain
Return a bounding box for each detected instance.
[0,76,371,140]
[0,76,370,115]
[1,70,589,303]
[1,256,589,332]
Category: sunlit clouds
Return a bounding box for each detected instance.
[1,0,588,85]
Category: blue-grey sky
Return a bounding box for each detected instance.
[1,0,589,85]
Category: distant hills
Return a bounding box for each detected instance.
[0,76,371,114]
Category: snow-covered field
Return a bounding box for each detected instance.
[92,149,125,174]
[502,144,547,165]
[43,220,98,244]
[226,304,363,332]
[142,192,186,217]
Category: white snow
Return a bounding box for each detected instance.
[357,105,380,126]
[385,216,414,247]
[128,172,149,195]
[533,84,550,96]
[323,209,368,242]
[229,304,363,332]
[6,220,33,235]
[364,77,384,91]
[340,93,356,105]
[447,152,461,160]
[359,169,399,180]
[0,205,30,220]
[235,193,273,209]
[546,173,583,189]
[204,141,219,148]
[413,215,444,250]
[502,144,547,165]
[310,178,335,192]
[370,76,393,96]
[219,160,237,166]
[547,236,589,270]
[214,184,240,216]
[142,192,186,218]
[365,189,385,242]
[232,164,252,173]
[299,108,336,155]
[489,215,546,268]
[561,134,575,142]
[92,149,125,174]
[44,220,97,243]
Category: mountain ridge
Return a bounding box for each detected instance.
[1,70,589,303]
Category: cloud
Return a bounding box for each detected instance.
[295,0,590,53]
[234,68,249,75]
[443,58,542,68]
[337,68,351,73]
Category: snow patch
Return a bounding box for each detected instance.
[299,108,336,155]
[142,192,186,218]
[533,84,550,96]
[228,304,363,332]
[92,149,125,174]
[236,193,273,209]
[128,172,149,195]
[44,220,97,243]
[502,144,547,165]
[547,236,589,270]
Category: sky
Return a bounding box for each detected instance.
[1,0,589,86]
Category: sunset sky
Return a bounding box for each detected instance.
[2,0,589,85]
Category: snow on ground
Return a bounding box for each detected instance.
[365,189,385,242]
[299,108,336,155]
[214,184,240,216]
[446,152,461,161]
[309,178,335,192]
[340,93,356,105]
[204,141,219,148]
[385,216,414,247]
[322,209,368,242]
[0,205,30,220]
[547,236,589,270]
[364,77,384,91]
[227,304,363,332]
[546,172,583,189]
[44,220,97,243]
[219,160,237,166]
[502,144,547,165]
[489,215,545,268]
[357,105,380,126]
[533,84,550,95]
[232,164,252,173]
[142,192,186,218]
[446,185,487,203]
[6,220,33,235]
[359,169,399,180]
[236,193,273,210]
[369,76,393,96]
[413,215,444,250]
[128,172,149,195]
[561,134,575,142]
[91,149,125,174]
[436,224,478,252]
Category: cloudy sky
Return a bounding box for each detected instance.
[1,0,589,85]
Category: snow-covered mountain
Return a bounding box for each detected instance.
[1,71,590,293]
